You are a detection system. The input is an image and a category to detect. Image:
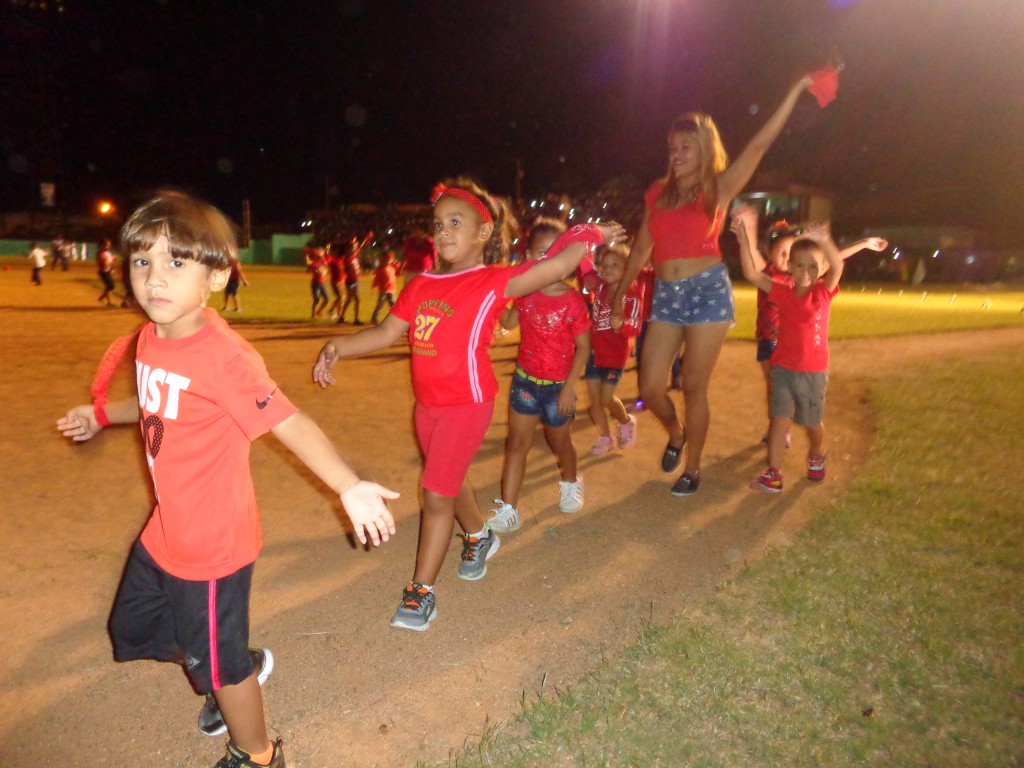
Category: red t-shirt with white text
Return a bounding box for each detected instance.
[136,310,298,580]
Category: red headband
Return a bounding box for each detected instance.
[431,184,493,223]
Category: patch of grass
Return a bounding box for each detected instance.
[6,261,1019,335]
[430,348,1024,767]
[730,283,1024,340]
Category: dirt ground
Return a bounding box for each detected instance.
[2,267,1021,767]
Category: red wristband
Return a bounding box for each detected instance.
[93,401,111,428]
[542,223,606,270]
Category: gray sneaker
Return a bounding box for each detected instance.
[198,648,275,736]
[389,582,437,632]
[487,499,520,532]
[457,531,500,581]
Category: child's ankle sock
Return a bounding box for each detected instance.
[468,527,488,538]
[249,741,275,766]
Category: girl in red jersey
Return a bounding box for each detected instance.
[487,217,592,533]
[313,177,623,632]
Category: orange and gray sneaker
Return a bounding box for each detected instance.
[807,454,827,483]
[389,582,437,632]
[215,737,285,767]
[750,468,784,494]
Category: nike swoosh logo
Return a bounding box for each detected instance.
[256,390,276,409]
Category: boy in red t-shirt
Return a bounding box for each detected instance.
[733,211,844,493]
[57,192,397,768]
[581,244,644,456]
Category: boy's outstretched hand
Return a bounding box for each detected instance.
[57,405,103,442]
[340,481,399,546]
[313,342,339,388]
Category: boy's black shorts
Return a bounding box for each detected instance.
[109,541,255,694]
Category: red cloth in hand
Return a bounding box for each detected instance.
[807,66,840,108]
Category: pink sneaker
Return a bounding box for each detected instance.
[617,415,638,449]
[589,435,614,455]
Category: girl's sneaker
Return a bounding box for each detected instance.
[589,435,615,455]
[215,737,284,768]
[458,531,500,581]
[750,468,783,493]
[487,499,520,532]
[558,478,584,512]
[617,415,638,449]
[390,583,437,632]
[807,453,827,483]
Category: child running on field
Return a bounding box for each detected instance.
[370,249,399,324]
[581,243,644,456]
[313,177,623,632]
[742,210,887,445]
[222,251,250,312]
[97,239,118,306]
[339,233,371,325]
[732,207,844,493]
[487,217,592,533]
[57,191,397,768]
[305,244,330,318]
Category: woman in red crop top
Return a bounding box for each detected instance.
[609,75,815,497]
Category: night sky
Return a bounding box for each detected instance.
[3,0,1022,239]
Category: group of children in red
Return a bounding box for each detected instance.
[305,232,426,326]
[55,66,886,768]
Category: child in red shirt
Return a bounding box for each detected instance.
[305,245,330,318]
[746,216,888,445]
[339,233,371,325]
[57,191,397,768]
[582,244,644,456]
[314,177,622,632]
[488,218,592,532]
[370,249,399,324]
[733,211,844,493]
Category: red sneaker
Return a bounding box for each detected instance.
[807,454,826,483]
[749,468,783,494]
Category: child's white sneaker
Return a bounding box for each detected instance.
[486,499,520,532]
[558,478,584,513]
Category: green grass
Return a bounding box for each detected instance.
[730,283,1024,340]
[423,350,1024,767]
[4,259,1022,336]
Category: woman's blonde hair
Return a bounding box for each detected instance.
[657,112,729,218]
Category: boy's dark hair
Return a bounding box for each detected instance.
[528,216,567,250]
[789,238,823,261]
[121,190,236,270]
